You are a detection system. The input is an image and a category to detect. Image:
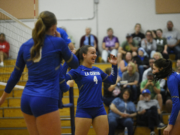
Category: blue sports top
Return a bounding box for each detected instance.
[167,72,180,125]
[62,63,117,108]
[5,35,79,99]
[118,60,128,78]
[56,28,71,45]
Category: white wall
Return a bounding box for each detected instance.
[23,0,180,53]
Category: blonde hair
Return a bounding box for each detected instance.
[153,52,163,59]
[127,62,136,74]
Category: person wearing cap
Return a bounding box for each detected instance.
[132,47,149,82]
[137,89,166,135]
[118,33,138,57]
[141,30,157,58]
[102,28,119,62]
[140,70,163,111]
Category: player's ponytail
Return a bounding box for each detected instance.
[75,45,92,64]
[153,58,173,81]
[29,11,57,62]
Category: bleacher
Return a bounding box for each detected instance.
[0,58,177,135]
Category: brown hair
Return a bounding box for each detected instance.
[75,45,92,65]
[29,11,57,62]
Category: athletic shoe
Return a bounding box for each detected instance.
[157,122,166,129]
[150,131,156,135]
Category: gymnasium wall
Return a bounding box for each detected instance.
[8,0,180,53]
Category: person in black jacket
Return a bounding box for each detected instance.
[133,47,149,83]
[103,68,121,107]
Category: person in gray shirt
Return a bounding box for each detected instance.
[122,62,139,101]
[137,89,166,135]
[141,30,157,58]
[163,21,180,60]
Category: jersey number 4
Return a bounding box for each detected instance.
[93,76,98,84]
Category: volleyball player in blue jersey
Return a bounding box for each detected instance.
[0,11,79,135]
[56,27,75,51]
[152,59,180,135]
[62,45,117,135]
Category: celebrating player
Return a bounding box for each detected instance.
[61,45,117,135]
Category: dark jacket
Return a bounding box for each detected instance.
[80,34,99,52]
[133,55,149,66]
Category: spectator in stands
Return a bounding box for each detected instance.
[165,88,172,113]
[153,29,168,59]
[102,28,119,62]
[108,89,136,135]
[140,71,163,110]
[163,21,180,60]
[137,89,166,135]
[80,27,99,62]
[132,23,145,46]
[141,30,156,57]
[118,33,138,58]
[0,33,10,67]
[142,58,166,94]
[176,59,180,73]
[122,62,139,101]
[132,47,149,82]
[118,52,132,78]
[103,68,121,107]
[153,52,163,60]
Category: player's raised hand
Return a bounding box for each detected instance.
[108,54,117,65]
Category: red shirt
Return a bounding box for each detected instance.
[0,41,10,56]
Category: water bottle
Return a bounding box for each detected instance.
[124,127,128,135]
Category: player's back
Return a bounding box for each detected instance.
[22,35,66,99]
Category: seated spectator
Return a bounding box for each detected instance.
[165,88,172,113]
[103,68,121,107]
[132,23,145,46]
[137,89,166,135]
[102,28,119,62]
[163,21,180,60]
[118,52,132,78]
[140,71,163,110]
[153,29,169,59]
[108,89,137,135]
[141,30,156,57]
[0,33,10,66]
[153,52,163,60]
[177,59,180,73]
[142,58,166,93]
[132,47,149,82]
[118,33,138,60]
[80,27,98,61]
[122,62,139,101]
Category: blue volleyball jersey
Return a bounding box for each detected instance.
[63,63,117,108]
[56,28,71,45]
[5,35,79,99]
[167,72,180,125]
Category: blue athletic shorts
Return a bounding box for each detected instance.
[76,106,107,119]
[21,94,59,117]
